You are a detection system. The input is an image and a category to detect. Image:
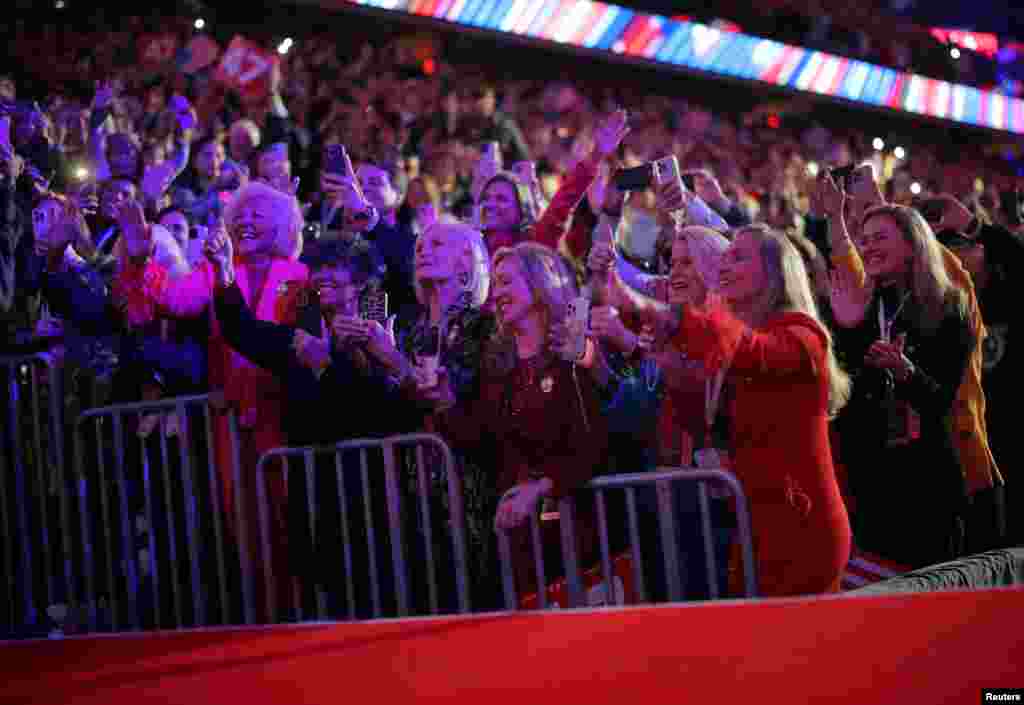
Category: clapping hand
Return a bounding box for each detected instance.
[203,223,234,284]
[116,199,152,259]
[865,334,913,380]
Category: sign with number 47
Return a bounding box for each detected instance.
[214,36,279,101]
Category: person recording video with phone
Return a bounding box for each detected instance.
[319,144,418,314]
[475,110,629,258]
[207,233,409,617]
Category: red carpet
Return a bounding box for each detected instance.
[2,588,1021,705]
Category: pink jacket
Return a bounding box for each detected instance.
[114,257,310,428]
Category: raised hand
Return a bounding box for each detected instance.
[204,226,233,269]
[321,171,369,213]
[588,161,628,215]
[828,265,873,329]
[116,199,152,260]
[817,171,845,219]
[593,109,630,159]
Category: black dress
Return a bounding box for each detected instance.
[835,286,974,568]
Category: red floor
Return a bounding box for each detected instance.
[2,588,1022,705]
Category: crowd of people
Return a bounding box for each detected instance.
[2,14,1022,624]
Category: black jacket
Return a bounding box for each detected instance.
[213,282,410,446]
[835,286,974,567]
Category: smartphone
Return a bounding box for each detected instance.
[564,295,590,361]
[613,164,655,191]
[653,155,680,186]
[359,284,389,325]
[614,156,680,192]
[0,116,10,148]
[323,144,348,176]
[829,164,855,190]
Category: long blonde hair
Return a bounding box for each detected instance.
[487,242,578,375]
[732,224,851,416]
[861,204,965,333]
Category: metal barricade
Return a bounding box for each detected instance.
[69,394,243,633]
[255,434,471,624]
[496,467,758,610]
[0,353,65,637]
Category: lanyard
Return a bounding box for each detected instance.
[877,292,909,344]
[704,368,728,447]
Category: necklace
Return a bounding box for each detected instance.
[878,291,910,343]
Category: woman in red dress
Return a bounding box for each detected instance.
[434,242,609,598]
[595,224,852,596]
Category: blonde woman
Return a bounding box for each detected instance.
[832,204,973,569]
[592,225,735,600]
[594,225,852,597]
[434,242,608,597]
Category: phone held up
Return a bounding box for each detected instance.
[323,144,348,177]
[359,281,389,326]
[613,155,680,192]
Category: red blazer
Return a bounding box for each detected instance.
[676,307,852,596]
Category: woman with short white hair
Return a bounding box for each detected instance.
[114,182,311,620]
[333,221,501,606]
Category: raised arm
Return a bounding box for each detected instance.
[214,280,298,376]
[112,202,213,325]
[531,110,629,250]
